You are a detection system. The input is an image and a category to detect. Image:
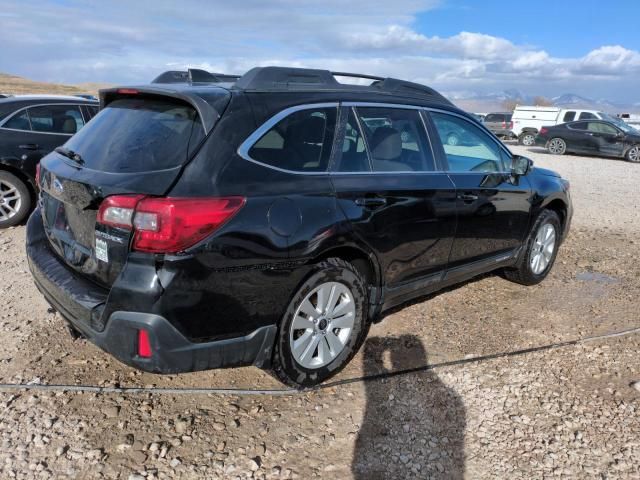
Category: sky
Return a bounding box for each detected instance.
[1,0,639,103]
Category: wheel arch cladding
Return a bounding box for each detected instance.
[543,199,567,234]
[310,245,379,288]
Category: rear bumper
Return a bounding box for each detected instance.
[535,136,548,147]
[26,210,277,373]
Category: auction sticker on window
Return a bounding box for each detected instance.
[95,238,109,263]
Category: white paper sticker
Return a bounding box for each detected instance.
[95,238,109,263]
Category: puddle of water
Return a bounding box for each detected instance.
[576,271,620,285]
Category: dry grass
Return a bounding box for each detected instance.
[0,72,111,96]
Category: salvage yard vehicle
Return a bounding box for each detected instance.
[536,119,640,162]
[512,105,617,147]
[26,67,573,387]
[0,95,99,227]
[483,112,514,140]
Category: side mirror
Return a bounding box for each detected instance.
[511,155,533,176]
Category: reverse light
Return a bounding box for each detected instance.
[137,329,152,358]
[97,195,246,253]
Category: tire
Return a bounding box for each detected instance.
[504,210,561,286]
[626,145,640,163]
[447,132,460,146]
[272,258,369,388]
[519,132,536,146]
[0,170,31,228]
[547,138,566,155]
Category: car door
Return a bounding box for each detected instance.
[0,107,40,172]
[330,105,457,299]
[427,111,532,272]
[586,121,625,157]
[563,122,596,154]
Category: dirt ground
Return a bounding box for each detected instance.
[0,145,639,479]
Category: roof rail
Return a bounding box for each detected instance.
[152,69,241,85]
[233,66,452,105]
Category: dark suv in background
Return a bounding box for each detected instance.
[0,95,98,227]
[27,67,572,387]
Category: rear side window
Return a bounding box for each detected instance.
[563,111,576,122]
[579,112,597,120]
[484,114,502,122]
[248,107,337,172]
[338,108,370,172]
[570,122,588,130]
[355,107,435,172]
[430,112,506,173]
[3,110,31,131]
[29,105,85,134]
[64,98,204,173]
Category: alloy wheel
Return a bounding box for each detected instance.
[627,146,640,163]
[548,138,566,155]
[530,223,556,275]
[289,281,356,369]
[522,134,535,146]
[0,179,22,222]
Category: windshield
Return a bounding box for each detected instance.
[599,113,639,134]
[63,98,204,173]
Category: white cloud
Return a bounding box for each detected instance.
[0,0,638,102]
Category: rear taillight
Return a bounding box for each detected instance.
[502,121,506,128]
[509,121,514,129]
[540,127,549,135]
[35,163,41,188]
[97,195,246,253]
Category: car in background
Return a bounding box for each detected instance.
[512,106,616,146]
[0,95,99,227]
[470,113,485,123]
[536,119,640,162]
[483,112,514,140]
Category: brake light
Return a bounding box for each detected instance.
[540,127,549,135]
[509,121,514,129]
[138,329,152,358]
[117,88,139,95]
[35,163,41,188]
[97,195,246,253]
[502,121,506,128]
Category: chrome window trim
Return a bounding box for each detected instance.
[237,100,517,176]
[236,102,339,176]
[0,102,92,136]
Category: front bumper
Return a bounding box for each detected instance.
[26,210,276,374]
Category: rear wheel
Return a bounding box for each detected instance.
[0,171,31,228]
[504,210,561,286]
[519,132,536,146]
[626,145,640,163]
[547,138,566,155]
[272,258,369,388]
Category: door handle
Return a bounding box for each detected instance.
[458,193,479,202]
[19,144,40,150]
[355,197,387,208]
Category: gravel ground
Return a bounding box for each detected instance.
[0,147,639,479]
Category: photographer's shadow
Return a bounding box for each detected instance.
[352,335,466,479]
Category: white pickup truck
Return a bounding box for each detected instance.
[512,106,620,146]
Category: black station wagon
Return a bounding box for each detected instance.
[0,95,99,227]
[26,67,573,387]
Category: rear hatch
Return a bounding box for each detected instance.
[38,88,230,287]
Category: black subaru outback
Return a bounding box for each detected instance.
[26,67,572,387]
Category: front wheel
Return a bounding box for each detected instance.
[519,132,536,146]
[504,210,561,286]
[547,138,566,155]
[626,145,640,163]
[272,258,369,388]
[0,171,31,228]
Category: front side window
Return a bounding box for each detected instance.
[3,110,31,131]
[28,105,85,134]
[579,112,597,120]
[248,107,337,172]
[587,122,618,135]
[430,112,507,173]
[355,107,435,172]
[563,111,576,122]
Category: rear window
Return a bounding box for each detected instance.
[484,114,506,122]
[63,98,204,173]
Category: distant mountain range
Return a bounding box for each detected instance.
[449,89,639,114]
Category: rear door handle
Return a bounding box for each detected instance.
[355,197,387,208]
[19,144,40,150]
[458,193,479,202]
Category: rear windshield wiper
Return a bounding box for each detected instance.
[54,147,85,166]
